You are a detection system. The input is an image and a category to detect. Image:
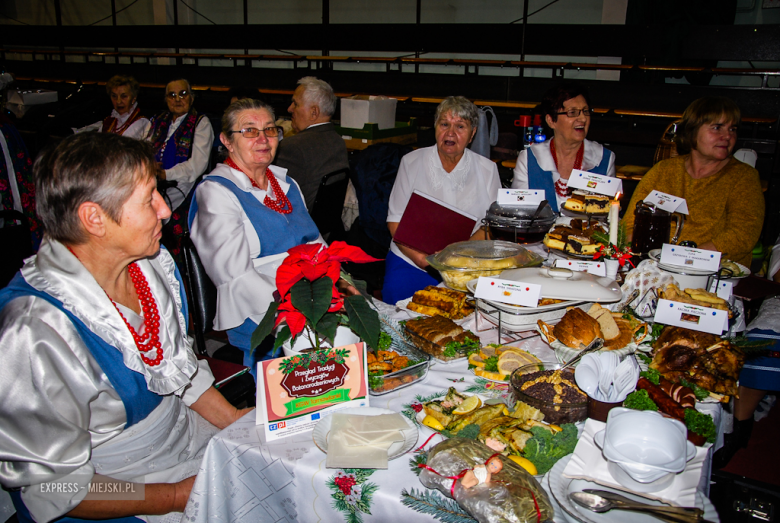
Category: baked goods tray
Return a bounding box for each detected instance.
[402,327,469,364]
[560,207,609,220]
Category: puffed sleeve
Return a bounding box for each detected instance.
[386,153,417,223]
[511,148,529,189]
[164,117,214,184]
[0,298,108,522]
[190,180,280,331]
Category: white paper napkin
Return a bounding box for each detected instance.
[562,418,708,507]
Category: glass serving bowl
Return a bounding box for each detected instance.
[425,240,543,291]
[510,362,588,424]
[368,338,431,396]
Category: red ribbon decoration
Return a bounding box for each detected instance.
[417,453,542,522]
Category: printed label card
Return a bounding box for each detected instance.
[257,343,369,442]
[567,170,623,197]
[474,277,542,307]
[660,244,722,272]
[643,190,689,214]
[554,259,607,277]
[709,280,734,301]
[654,299,729,335]
[497,189,546,206]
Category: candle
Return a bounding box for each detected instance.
[608,194,621,247]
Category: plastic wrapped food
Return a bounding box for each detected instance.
[426,240,544,291]
[419,438,553,523]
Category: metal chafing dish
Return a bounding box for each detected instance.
[484,200,556,245]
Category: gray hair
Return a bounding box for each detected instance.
[297,76,337,117]
[35,133,157,244]
[434,96,479,130]
[221,98,277,144]
[166,78,194,100]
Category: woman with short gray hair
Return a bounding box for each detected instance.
[0,132,249,523]
[383,96,501,303]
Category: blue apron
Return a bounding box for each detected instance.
[0,263,188,523]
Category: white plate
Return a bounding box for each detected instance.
[468,367,511,383]
[648,249,718,276]
[312,407,419,460]
[548,455,719,523]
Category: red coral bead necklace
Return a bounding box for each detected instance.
[224,157,293,214]
[550,138,585,198]
[67,246,164,367]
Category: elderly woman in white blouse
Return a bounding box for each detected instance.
[383,96,501,304]
[190,99,324,378]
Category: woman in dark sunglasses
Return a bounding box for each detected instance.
[146,78,214,213]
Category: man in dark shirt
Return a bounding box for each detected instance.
[274,76,349,209]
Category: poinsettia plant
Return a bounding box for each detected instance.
[592,223,636,268]
[250,241,382,354]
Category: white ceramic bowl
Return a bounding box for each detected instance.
[595,408,695,488]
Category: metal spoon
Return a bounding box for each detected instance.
[570,490,709,522]
[527,199,548,228]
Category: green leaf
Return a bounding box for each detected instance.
[316,314,340,346]
[290,276,332,328]
[343,294,380,350]
[250,301,279,355]
[272,326,291,353]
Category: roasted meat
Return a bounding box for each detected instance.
[650,326,744,396]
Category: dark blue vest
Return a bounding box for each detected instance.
[527,145,613,213]
[189,172,320,256]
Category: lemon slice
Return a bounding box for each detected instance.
[421,415,445,431]
[474,368,507,381]
[468,353,485,368]
[452,395,482,415]
[509,455,538,476]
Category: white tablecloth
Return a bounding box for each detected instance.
[182,304,723,523]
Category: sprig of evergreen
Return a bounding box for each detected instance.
[410,453,428,475]
[400,488,477,523]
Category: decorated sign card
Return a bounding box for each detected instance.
[554,259,607,277]
[660,244,722,272]
[643,190,689,214]
[257,343,369,442]
[474,276,542,307]
[497,189,546,206]
[567,170,622,197]
[709,280,734,301]
[654,299,729,335]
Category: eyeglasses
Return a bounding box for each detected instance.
[229,126,283,139]
[556,108,591,118]
[166,90,190,100]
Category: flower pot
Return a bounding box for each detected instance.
[282,326,361,357]
[605,259,619,280]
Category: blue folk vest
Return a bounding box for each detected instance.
[527,145,612,213]
[189,172,320,257]
[0,264,189,523]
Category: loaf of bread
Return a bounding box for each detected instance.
[553,308,602,350]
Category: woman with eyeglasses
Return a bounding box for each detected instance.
[146,79,214,213]
[511,82,615,213]
[189,99,324,377]
[623,96,764,267]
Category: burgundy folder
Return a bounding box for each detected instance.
[393,190,478,255]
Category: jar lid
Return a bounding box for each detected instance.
[485,201,556,228]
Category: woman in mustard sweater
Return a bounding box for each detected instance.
[623,97,764,267]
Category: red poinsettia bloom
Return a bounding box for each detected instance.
[274,241,381,338]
